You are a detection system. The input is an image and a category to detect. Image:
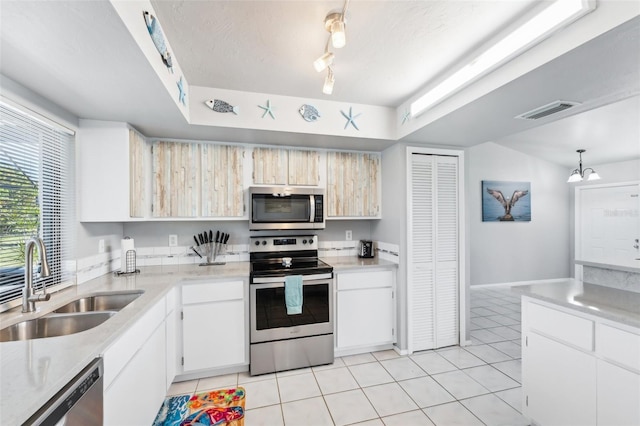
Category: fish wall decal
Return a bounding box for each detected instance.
[205,100,239,115]
[299,104,320,122]
[143,11,173,72]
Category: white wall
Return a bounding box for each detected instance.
[467,142,571,285]
[372,142,408,349]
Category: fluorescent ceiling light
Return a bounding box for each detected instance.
[410,0,595,117]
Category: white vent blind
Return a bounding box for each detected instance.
[0,100,75,307]
[410,154,459,351]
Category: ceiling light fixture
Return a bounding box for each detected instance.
[567,149,601,183]
[314,0,350,94]
[410,0,595,117]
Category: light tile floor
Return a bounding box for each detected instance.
[166,286,529,425]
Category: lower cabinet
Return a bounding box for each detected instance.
[336,269,395,353]
[523,297,640,426]
[180,280,247,373]
[103,296,169,426]
[524,331,597,426]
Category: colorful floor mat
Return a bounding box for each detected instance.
[153,387,245,426]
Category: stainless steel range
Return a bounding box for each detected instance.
[249,235,334,375]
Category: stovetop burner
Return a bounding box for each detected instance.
[250,256,332,278]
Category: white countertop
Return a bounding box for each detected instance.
[0,257,393,424]
[0,262,249,426]
[513,279,640,328]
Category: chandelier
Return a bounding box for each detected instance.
[567,149,601,183]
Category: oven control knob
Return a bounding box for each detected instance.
[261,240,267,245]
[254,241,260,246]
[302,239,307,244]
[308,236,314,243]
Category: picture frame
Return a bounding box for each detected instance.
[482,180,531,222]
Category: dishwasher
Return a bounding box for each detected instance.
[25,358,104,426]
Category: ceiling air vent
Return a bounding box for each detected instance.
[515,100,581,120]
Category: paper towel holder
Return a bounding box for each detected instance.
[115,237,140,276]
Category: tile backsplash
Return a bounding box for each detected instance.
[76,240,400,285]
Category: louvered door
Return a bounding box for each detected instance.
[410,154,459,351]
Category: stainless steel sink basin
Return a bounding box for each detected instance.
[0,312,116,342]
[53,290,144,313]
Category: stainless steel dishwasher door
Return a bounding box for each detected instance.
[25,358,104,426]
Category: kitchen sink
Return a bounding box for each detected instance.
[53,290,144,313]
[0,312,116,342]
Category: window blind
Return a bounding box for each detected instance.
[0,100,75,307]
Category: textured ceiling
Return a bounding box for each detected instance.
[151,0,538,106]
[0,1,638,168]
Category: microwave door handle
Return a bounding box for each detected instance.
[309,195,315,222]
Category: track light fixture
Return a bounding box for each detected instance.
[567,149,601,183]
[314,0,350,94]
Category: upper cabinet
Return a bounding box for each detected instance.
[78,121,149,222]
[78,122,381,222]
[152,141,200,217]
[201,144,244,217]
[327,152,381,218]
[152,142,245,218]
[253,147,320,186]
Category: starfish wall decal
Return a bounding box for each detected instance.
[177,77,186,106]
[258,100,275,119]
[341,107,361,130]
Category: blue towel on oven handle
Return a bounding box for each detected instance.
[285,275,303,315]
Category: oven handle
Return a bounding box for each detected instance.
[251,273,333,285]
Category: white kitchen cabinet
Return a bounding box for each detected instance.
[523,331,597,426]
[77,120,148,221]
[165,288,177,390]
[336,269,395,354]
[181,280,246,372]
[327,151,380,217]
[104,323,166,426]
[522,297,640,426]
[103,296,168,426]
[597,359,640,425]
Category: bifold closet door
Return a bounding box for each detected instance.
[410,154,459,352]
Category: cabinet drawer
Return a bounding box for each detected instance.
[598,324,640,372]
[337,270,393,291]
[527,302,593,351]
[182,280,244,304]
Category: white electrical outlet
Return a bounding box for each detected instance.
[169,234,178,247]
[98,239,105,253]
[345,230,352,241]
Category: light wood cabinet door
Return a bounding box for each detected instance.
[288,149,320,186]
[327,151,380,217]
[129,129,146,217]
[253,147,288,185]
[201,144,244,217]
[253,147,320,186]
[152,141,200,217]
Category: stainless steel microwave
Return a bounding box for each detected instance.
[249,186,325,230]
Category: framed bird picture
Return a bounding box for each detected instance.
[482,180,531,222]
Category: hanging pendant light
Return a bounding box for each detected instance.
[567,149,601,183]
[314,0,350,94]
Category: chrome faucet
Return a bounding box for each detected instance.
[22,237,51,313]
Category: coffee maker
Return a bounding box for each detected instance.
[358,240,374,258]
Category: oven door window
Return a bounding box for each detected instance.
[254,283,329,329]
[252,195,310,223]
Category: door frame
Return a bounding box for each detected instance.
[406,146,466,354]
[574,180,640,278]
